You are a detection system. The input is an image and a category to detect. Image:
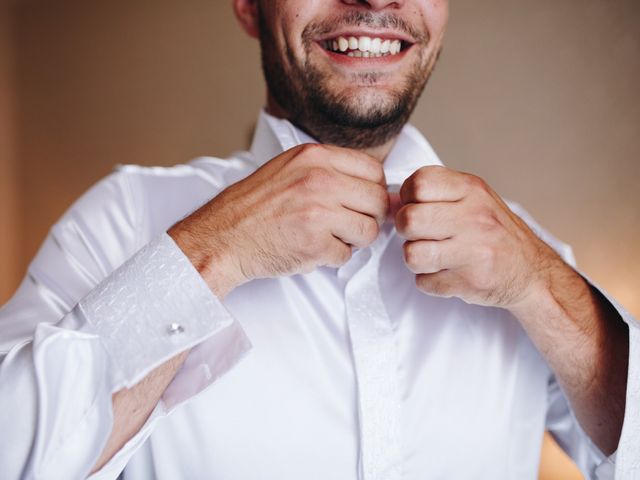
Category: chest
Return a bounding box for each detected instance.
[132,249,551,479]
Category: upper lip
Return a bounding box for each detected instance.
[315,30,417,45]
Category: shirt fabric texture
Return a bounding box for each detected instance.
[0,111,638,480]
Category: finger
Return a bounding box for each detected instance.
[323,236,353,268]
[325,145,386,185]
[415,269,466,298]
[388,192,402,221]
[395,202,461,241]
[402,239,467,274]
[400,166,471,204]
[331,209,380,248]
[336,174,390,226]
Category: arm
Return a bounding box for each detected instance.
[0,230,244,480]
[93,142,391,470]
[395,165,629,455]
[508,252,628,455]
[91,349,189,473]
[1,144,388,478]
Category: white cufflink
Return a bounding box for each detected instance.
[167,323,185,335]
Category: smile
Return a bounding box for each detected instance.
[321,35,409,58]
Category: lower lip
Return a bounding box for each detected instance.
[317,43,411,67]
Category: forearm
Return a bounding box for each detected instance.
[91,196,257,473]
[91,349,190,473]
[510,259,629,455]
[92,227,238,472]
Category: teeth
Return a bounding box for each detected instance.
[371,37,381,54]
[325,35,405,56]
[358,36,371,52]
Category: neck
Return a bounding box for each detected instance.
[358,139,397,163]
[265,94,400,164]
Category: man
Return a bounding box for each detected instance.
[0,0,637,479]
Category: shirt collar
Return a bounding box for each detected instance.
[249,109,444,189]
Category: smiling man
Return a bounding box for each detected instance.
[0,1,638,479]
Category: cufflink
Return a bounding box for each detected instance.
[167,323,185,335]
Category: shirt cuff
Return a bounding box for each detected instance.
[76,232,251,391]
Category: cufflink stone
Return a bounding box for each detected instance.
[167,323,185,335]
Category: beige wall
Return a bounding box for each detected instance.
[2,1,639,478]
[418,0,640,319]
[12,0,264,278]
[8,0,639,318]
[0,2,18,301]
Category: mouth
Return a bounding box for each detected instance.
[320,34,412,58]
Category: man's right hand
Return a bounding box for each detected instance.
[169,143,389,298]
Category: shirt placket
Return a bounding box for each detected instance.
[340,231,403,480]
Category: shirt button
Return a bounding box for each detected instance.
[167,323,185,335]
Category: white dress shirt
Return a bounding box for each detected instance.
[0,111,638,480]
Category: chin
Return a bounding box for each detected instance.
[343,92,400,118]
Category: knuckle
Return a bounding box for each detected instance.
[290,143,324,166]
[395,207,410,234]
[288,144,309,164]
[415,165,432,180]
[375,184,389,209]
[417,275,447,297]
[463,172,480,187]
[338,245,353,265]
[399,205,420,236]
[300,167,332,192]
[403,242,421,272]
[413,165,437,184]
[475,208,500,231]
[298,205,327,226]
[298,142,323,156]
[395,207,408,233]
[415,274,433,293]
[465,173,489,193]
[407,173,428,200]
[434,282,451,297]
[360,218,379,245]
[413,182,428,203]
[372,162,386,184]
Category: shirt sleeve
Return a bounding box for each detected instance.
[507,200,639,479]
[0,169,251,480]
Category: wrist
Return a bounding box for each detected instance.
[507,253,572,324]
[168,223,246,299]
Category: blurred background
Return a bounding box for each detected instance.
[1,0,638,478]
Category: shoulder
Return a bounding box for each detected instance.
[27,154,254,308]
[55,155,249,248]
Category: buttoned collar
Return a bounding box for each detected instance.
[249,109,444,189]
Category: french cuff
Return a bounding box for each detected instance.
[77,232,252,391]
[579,273,640,479]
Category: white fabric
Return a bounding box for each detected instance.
[0,110,637,480]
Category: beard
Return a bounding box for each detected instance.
[258,9,437,149]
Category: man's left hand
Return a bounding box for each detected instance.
[395,165,563,310]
